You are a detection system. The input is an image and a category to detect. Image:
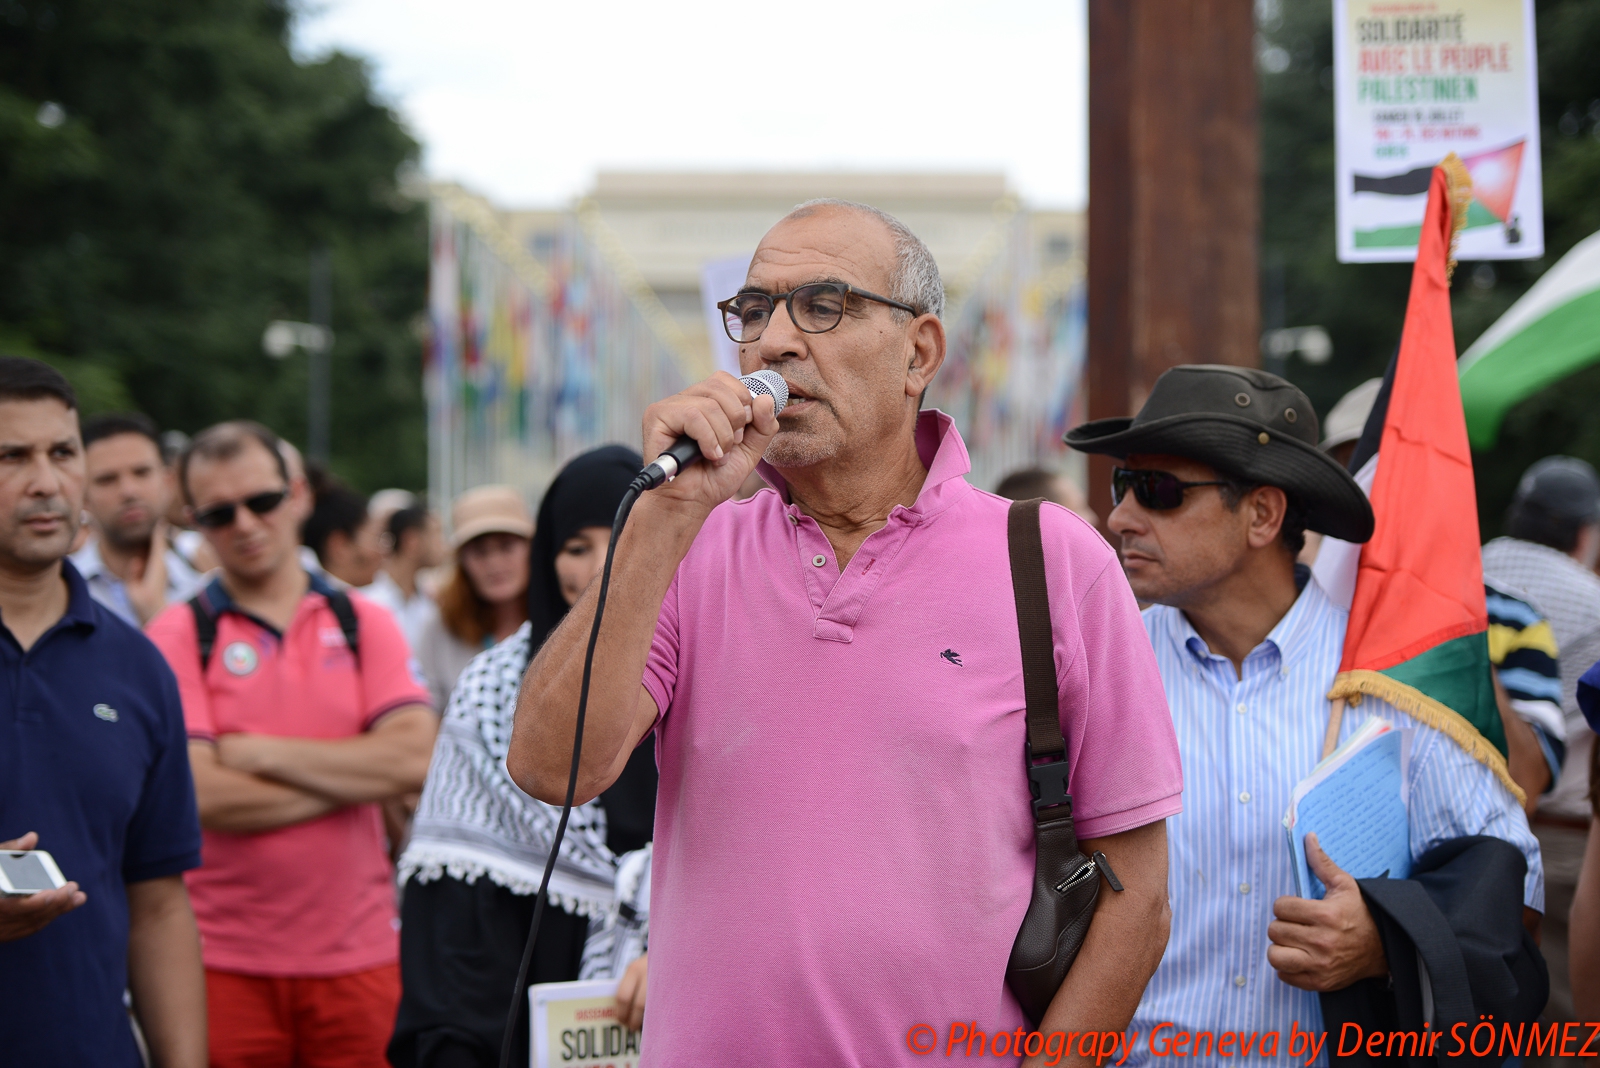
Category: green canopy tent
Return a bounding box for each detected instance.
[1460,229,1600,449]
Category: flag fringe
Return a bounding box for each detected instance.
[1328,669,1526,806]
[1439,152,1472,283]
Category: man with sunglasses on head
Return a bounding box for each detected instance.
[145,420,436,1068]
[511,200,1182,1066]
[1066,366,1541,1065]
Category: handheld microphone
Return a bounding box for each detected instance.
[637,369,789,490]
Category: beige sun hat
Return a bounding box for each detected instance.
[449,485,533,549]
[1320,377,1383,453]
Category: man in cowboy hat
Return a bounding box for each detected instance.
[1066,365,1542,1064]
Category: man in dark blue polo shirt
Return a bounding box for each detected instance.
[0,356,205,1068]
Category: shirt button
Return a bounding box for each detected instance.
[1235,703,1247,714]
[1238,791,1252,804]
[811,554,827,567]
[788,514,799,525]
[1234,975,1247,987]
[1239,882,1251,894]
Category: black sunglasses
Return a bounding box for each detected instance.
[1111,468,1235,511]
[193,489,289,529]
[717,282,917,344]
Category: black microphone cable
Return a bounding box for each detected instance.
[498,475,647,1068]
[497,372,784,1068]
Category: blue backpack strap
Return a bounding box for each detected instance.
[188,595,219,672]
[325,589,361,663]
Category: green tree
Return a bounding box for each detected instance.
[0,0,425,492]
[1258,0,1600,538]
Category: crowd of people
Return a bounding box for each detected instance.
[1,194,1597,1068]
[0,364,659,1067]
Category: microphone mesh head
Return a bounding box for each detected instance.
[741,369,788,415]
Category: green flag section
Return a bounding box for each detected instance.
[1460,228,1600,449]
[1330,155,1523,805]
[1349,630,1506,760]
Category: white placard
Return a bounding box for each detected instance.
[1333,0,1543,262]
[529,979,641,1068]
[700,254,753,378]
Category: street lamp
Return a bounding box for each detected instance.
[260,249,335,463]
[1260,326,1334,369]
[261,320,332,358]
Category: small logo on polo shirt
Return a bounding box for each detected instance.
[940,649,963,667]
[222,641,259,677]
[92,704,118,722]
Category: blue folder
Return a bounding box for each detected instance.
[1287,727,1410,899]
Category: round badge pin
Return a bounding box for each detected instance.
[222,641,259,677]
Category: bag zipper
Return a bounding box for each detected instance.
[1054,852,1126,895]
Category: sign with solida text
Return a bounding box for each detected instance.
[1333,0,1543,262]
[529,979,641,1068]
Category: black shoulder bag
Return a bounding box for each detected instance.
[1004,497,1124,1025]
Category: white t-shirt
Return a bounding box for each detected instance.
[358,570,436,655]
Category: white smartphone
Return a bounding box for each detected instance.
[0,850,67,895]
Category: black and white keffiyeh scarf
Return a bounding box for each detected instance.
[398,622,618,918]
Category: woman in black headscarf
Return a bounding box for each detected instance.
[389,446,657,1068]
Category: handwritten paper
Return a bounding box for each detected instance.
[1285,718,1411,899]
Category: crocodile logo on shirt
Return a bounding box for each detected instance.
[222,641,258,677]
[940,649,963,667]
[92,704,118,722]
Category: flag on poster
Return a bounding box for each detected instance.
[1312,156,1522,803]
[1333,0,1543,262]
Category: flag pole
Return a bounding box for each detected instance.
[1322,699,1347,761]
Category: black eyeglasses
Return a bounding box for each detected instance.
[717,282,918,344]
[192,489,289,529]
[1111,468,1235,511]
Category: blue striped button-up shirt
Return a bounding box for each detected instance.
[1127,575,1542,1066]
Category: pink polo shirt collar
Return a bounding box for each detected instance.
[754,409,971,643]
[756,407,973,517]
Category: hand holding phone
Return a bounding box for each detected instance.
[0,833,85,943]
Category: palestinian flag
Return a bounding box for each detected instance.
[1460,228,1600,449]
[1314,154,1523,804]
[1351,139,1527,249]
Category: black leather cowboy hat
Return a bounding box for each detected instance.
[1064,365,1375,543]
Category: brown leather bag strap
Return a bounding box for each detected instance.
[1008,498,1068,771]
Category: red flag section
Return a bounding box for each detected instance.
[1463,140,1526,224]
[1329,155,1519,802]
[1340,158,1485,675]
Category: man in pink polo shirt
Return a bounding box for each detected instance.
[146,421,435,1068]
[511,200,1183,1066]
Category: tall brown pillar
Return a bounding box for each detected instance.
[1086,0,1260,526]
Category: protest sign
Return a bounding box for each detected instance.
[700,254,752,377]
[1333,0,1543,262]
[529,979,641,1068]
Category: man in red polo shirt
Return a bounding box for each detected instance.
[147,421,435,1068]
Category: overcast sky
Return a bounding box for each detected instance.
[292,0,1087,210]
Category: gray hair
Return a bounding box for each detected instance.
[786,198,945,320]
